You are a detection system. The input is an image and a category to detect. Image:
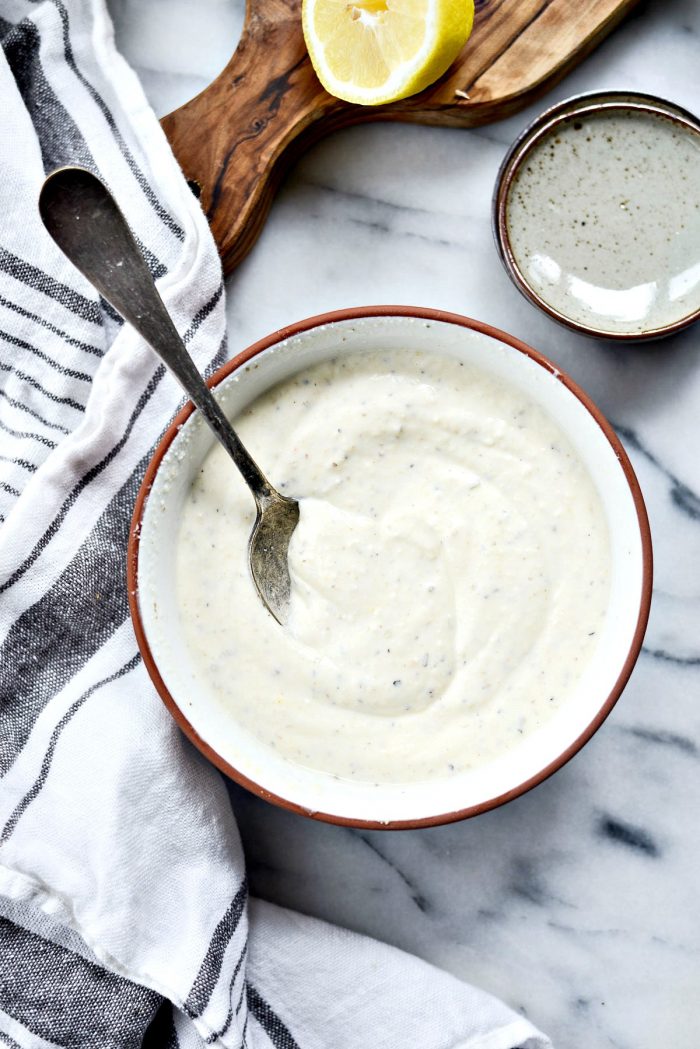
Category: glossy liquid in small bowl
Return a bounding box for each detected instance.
[505,105,700,337]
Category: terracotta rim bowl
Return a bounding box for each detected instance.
[128,306,652,829]
[493,91,700,341]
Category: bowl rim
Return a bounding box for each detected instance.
[492,90,700,342]
[127,305,653,829]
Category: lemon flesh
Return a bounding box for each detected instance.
[303,0,475,106]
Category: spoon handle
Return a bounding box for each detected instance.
[38,165,274,507]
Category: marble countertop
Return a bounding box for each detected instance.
[107,2,700,1045]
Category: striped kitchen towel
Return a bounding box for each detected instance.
[0,1,552,1047]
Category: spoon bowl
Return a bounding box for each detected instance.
[38,166,297,624]
[249,491,300,616]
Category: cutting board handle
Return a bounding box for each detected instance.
[162,3,338,273]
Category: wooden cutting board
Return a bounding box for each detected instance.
[161,0,640,274]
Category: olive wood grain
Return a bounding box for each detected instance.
[161,0,640,274]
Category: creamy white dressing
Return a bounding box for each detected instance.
[175,348,610,783]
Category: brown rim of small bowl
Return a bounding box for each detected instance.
[127,305,653,830]
[493,90,700,342]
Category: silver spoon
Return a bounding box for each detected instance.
[39,166,299,625]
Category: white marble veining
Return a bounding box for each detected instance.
[107,2,700,1046]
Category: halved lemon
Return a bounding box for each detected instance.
[302,0,475,106]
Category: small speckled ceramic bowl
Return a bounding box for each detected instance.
[493,92,700,341]
[128,307,652,829]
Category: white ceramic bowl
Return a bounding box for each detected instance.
[128,307,652,828]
